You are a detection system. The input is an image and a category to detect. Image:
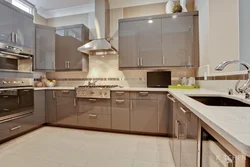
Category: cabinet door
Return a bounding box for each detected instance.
[173,105,181,167]
[119,21,140,68]
[34,90,46,126]
[56,90,77,126]
[158,94,168,134]
[45,90,57,124]
[14,11,34,49]
[111,99,130,131]
[0,2,14,44]
[55,34,69,70]
[35,25,55,70]
[139,19,162,67]
[162,16,194,67]
[130,99,158,133]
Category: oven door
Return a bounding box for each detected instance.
[19,89,34,113]
[0,94,19,120]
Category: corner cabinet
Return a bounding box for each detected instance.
[56,24,89,72]
[35,24,56,71]
[0,1,34,50]
[119,12,199,69]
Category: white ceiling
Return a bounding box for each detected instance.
[28,0,170,18]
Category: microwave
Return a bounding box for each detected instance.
[147,71,171,88]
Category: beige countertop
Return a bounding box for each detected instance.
[34,87,76,90]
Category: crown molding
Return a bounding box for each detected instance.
[37,3,94,19]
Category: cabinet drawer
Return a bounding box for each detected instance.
[130,92,158,100]
[77,113,111,129]
[111,91,129,99]
[78,99,111,115]
[112,99,130,131]
[56,90,75,97]
[0,114,34,141]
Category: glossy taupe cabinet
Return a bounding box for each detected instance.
[0,1,34,49]
[35,24,56,71]
[119,12,199,69]
[34,90,46,126]
[77,99,111,129]
[56,90,77,126]
[45,90,57,124]
[56,24,89,71]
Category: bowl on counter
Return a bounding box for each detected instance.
[45,80,56,87]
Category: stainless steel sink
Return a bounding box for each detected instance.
[188,96,250,107]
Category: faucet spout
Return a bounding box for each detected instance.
[215,60,250,93]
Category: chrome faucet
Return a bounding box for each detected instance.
[215,60,250,94]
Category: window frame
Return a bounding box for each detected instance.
[7,0,35,15]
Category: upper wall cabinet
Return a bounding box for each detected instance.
[0,1,34,50]
[119,12,199,69]
[35,24,56,71]
[55,24,89,72]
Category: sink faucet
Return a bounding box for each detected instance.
[215,60,250,94]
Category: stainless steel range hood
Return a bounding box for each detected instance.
[78,0,117,55]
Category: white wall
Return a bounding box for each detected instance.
[195,0,239,76]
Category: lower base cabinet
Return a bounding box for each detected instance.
[0,113,34,141]
[130,99,158,133]
[77,99,111,129]
[34,90,46,126]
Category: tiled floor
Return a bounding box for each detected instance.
[0,127,175,167]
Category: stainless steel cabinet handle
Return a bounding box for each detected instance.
[116,100,125,104]
[180,107,190,113]
[10,126,21,131]
[3,96,9,98]
[64,61,67,68]
[139,92,149,96]
[3,109,9,111]
[89,114,97,118]
[52,91,56,99]
[11,32,15,43]
[137,58,140,67]
[130,101,133,110]
[15,33,18,43]
[89,99,97,102]
[167,94,176,103]
[116,92,124,95]
[23,90,30,92]
[140,58,143,66]
[162,56,165,65]
[62,90,69,94]
[52,62,55,70]
[73,98,77,107]
[68,61,70,69]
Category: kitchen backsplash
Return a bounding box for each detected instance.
[45,55,195,87]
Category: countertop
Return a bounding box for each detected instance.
[26,86,250,156]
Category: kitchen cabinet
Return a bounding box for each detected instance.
[171,98,198,167]
[111,91,130,131]
[45,90,57,124]
[34,90,46,126]
[77,99,111,129]
[0,2,14,44]
[14,10,34,49]
[158,94,169,134]
[56,90,77,126]
[130,92,158,133]
[119,12,198,69]
[35,24,55,71]
[0,113,34,142]
[162,16,194,67]
[56,24,89,71]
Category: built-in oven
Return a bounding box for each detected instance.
[0,43,33,72]
[0,88,34,122]
[201,128,235,167]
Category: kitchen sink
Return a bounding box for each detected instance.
[188,96,250,107]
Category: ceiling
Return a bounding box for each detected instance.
[27,0,94,10]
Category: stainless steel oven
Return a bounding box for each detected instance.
[0,78,34,122]
[0,43,33,73]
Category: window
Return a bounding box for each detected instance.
[6,0,34,15]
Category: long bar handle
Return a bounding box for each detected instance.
[89,114,97,118]
[52,91,56,99]
[116,100,125,104]
[73,98,77,107]
[180,107,190,114]
[139,92,149,96]
[89,99,97,102]
[10,126,21,131]
[167,94,176,103]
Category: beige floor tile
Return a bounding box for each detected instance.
[133,160,175,167]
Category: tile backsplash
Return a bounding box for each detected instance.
[45,55,196,87]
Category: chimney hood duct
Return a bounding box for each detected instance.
[78,0,117,55]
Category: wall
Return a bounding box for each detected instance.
[195,0,239,76]
[34,10,47,25]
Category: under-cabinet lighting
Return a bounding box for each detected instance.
[148,20,153,24]
[172,15,178,19]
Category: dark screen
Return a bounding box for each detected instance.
[147,71,171,88]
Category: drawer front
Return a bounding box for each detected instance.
[78,99,111,115]
[130,92,159,100]
[77,113,111,129]
[56,90,76,97]
[0,114,34,141]
[111,91,129,99]
[112,99,130,131]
